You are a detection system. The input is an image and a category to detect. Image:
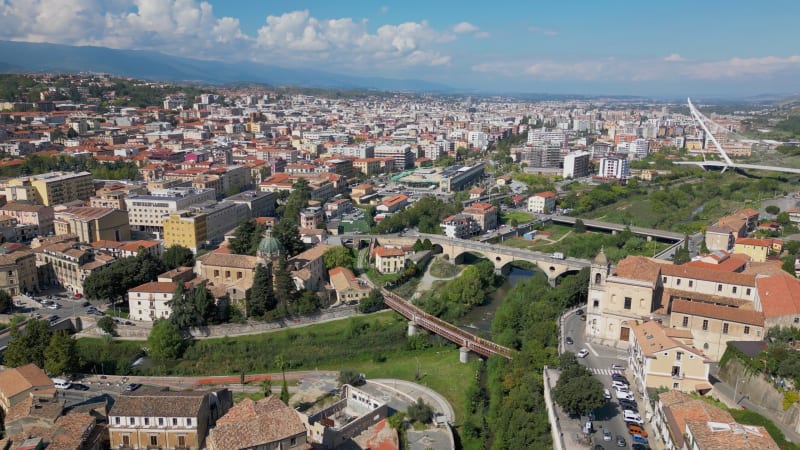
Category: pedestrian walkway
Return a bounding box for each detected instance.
[590,368,624,376]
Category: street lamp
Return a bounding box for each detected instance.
[733,376,746,405]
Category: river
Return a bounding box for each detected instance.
[456,266,537,338]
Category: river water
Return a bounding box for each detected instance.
[456,266,537,338]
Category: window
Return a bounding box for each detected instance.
[159,418,164,426]
[173,418,178,426]
[744,326,750,335]
[676,351,683,361]
[703,343,709,350]
[237,271,243,279]
[290,437,297,447]
[702,320,708,331]
[150,436,158,446]
[115,417,120,425]
[187,418,192,426]
[672,366,680,376]
[733,286,737,294]
[746,288,751,295]
[144,418,149,425]
[676,278,681,286]
[717,284,723,292]
[129,417,134,425]
[722,323,729,334]
[673,382,679,389]
[682,316,689,327]
[662,276,667,283]
[213,270,219,277]
[225,271,231,278]
[689,280,693,288]
[624,297,632,310]
[795,318,800,324]
[593,300,599,308]
[178,436,186,447]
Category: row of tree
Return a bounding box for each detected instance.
[4,320,77,376]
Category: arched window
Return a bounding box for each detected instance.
[595,273,602,284]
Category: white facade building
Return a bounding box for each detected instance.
[563,151,590,179]
[124,187,216,234]
[599,157,630,179]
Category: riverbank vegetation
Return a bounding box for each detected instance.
[414,259,498,321]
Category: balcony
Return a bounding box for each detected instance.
[671,374,684,380]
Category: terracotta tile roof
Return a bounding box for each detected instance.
[685,419,779,450]
[659,391,734,448]
[374,246,405,258]
[671,299,764,326]
[128,281,178,294]
[734,237,772,247]
[0,364,55,400]
[110,390,206,418]
[208,396,309,450]
[756,274,800,318]
[685,253,749,272]
[0,203,50,213]
[197,252,259,270]
[661,264,756,286]
[534,191,556,198]
[631,321,706,358]
[613,256,663,284]
[289,243,332,264]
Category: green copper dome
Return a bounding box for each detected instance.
[257,229,284,259]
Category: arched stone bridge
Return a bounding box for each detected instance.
[343,233,590,284]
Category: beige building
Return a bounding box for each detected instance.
[463,202,498,231]
[329,267,371,305]
[35,242,114,295]
[109,389,232,450]
[733,237,774,263]
[195,252,259,299]
[288,243,332,291]
[90,183,148,210]
[8,171,93,206]
[207,396,310,450]
[629,321,711,399]
[0,251,38,295]
[373,246,406,274]
[669,299,764,361]
[53,207,131,243]
[0,364,55,413]
[0,202,55,235]
[757,273,800,328]
[527,191,556,214]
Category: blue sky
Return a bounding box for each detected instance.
[1,0,799,96]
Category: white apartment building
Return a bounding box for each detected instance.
[527,129,567,149]
[527,191,557,214]
[467,131,489,150]
[630,139,650,159]
[124,187,216,235]
[128,281,177,322]
[563,151,590,179]
[375,144,414,170]
[440,214,481,239]
[598,157,630,179]
[327,144,374,159]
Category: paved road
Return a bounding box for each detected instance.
[562,310,646,449]
[368,378,456,425]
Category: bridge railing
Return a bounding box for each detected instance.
[381,288,513,359]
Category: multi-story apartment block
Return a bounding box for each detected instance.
[327,143,374,159]
[54,207,131,243]
[352,158,382,176]
[562,151,590,178]
[163,201,249,253]
[733,237,776,263]
[463,202,498,231]
[0,202,55,235]
[90,183,148,210]
[0,251,38,295]
[440,214,481,238]
[125,188,216,235]
[8,171,93,206]
[222,190,276,218]
[527,191,556,214]
[35,242,114,295]
[375,144,414,170]
[128,281,180,321]
[598,157,630,179]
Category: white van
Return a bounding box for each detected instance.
[52,378,71,389]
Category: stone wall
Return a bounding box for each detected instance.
[718,358,800,434]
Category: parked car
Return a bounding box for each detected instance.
[610,363,624,371]
[611,373,629,383]
[603,388,611,400]
[616,435,626,447]
[628,424,648,437]
[616,390,635,401]
[70,383,90,391]
[631,444,648,450]
[46,303,59,310]
[125,383,141,391]
[631,434,648,445]
[565,336,574,345]
[603,428,612,441]
[577,349,590,358]
[575,308,584,316]
[612,380,628,389]
[619,399,638,410]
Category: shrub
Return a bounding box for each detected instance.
[783,390,799,411]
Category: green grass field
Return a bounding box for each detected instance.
[500,211,534,224]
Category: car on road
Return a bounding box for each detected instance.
[577,348,589,358]
[628,424,648,437]
[610,363,624,371]
[619,399,638,410]
[631,434,648,445]
[565,336,574,345]
[631,444,648,450]
[47,315,59,323]
[616,390,635,401]
[70,383,90,391]
[46,303,59,310]
[603,428,612,441]
[611,373,628,383]
[575,308,584,316]
[603,388,611,400]
[612,380,628,389]
[125,383,141,391]
[616,435,626,447]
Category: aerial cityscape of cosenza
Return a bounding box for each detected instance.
[0,1,798,450]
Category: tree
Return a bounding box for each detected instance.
[323,246,354,270]
[673,237,691,265]
[275,354,290,405]
[148,319,184,360]
[44,330,78,376]
[229,218,264,256]
[97,316,117,336]
[84,251,166,304]
[163,245,195,269]
[338,369,364,386]
[3,320,52,368]
[782,255,797,277]
[407,397,434,424]
[249,264,274,317]
[552,374,606,415]
[168,283,194,330]
[0,290,11,313]
[273,219,304,257]
[574,219,586,234]
[193,281,216,325]
[358,288,385,313]
[273,256,294,316]
[766,205,781,215]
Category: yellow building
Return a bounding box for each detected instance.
[163,211,208,253]
[0,251,38,295]
[9,171,93,206]
[54,207,131,243]
[373,246,406,274]
[733,237,773,263]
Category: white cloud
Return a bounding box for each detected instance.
[528,26,558,37]
[474,31,490,39]
[685,55,800,79]
[453,22,479,34]
[664,53,685,62]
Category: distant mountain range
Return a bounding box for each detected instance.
[0,40,454,92]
